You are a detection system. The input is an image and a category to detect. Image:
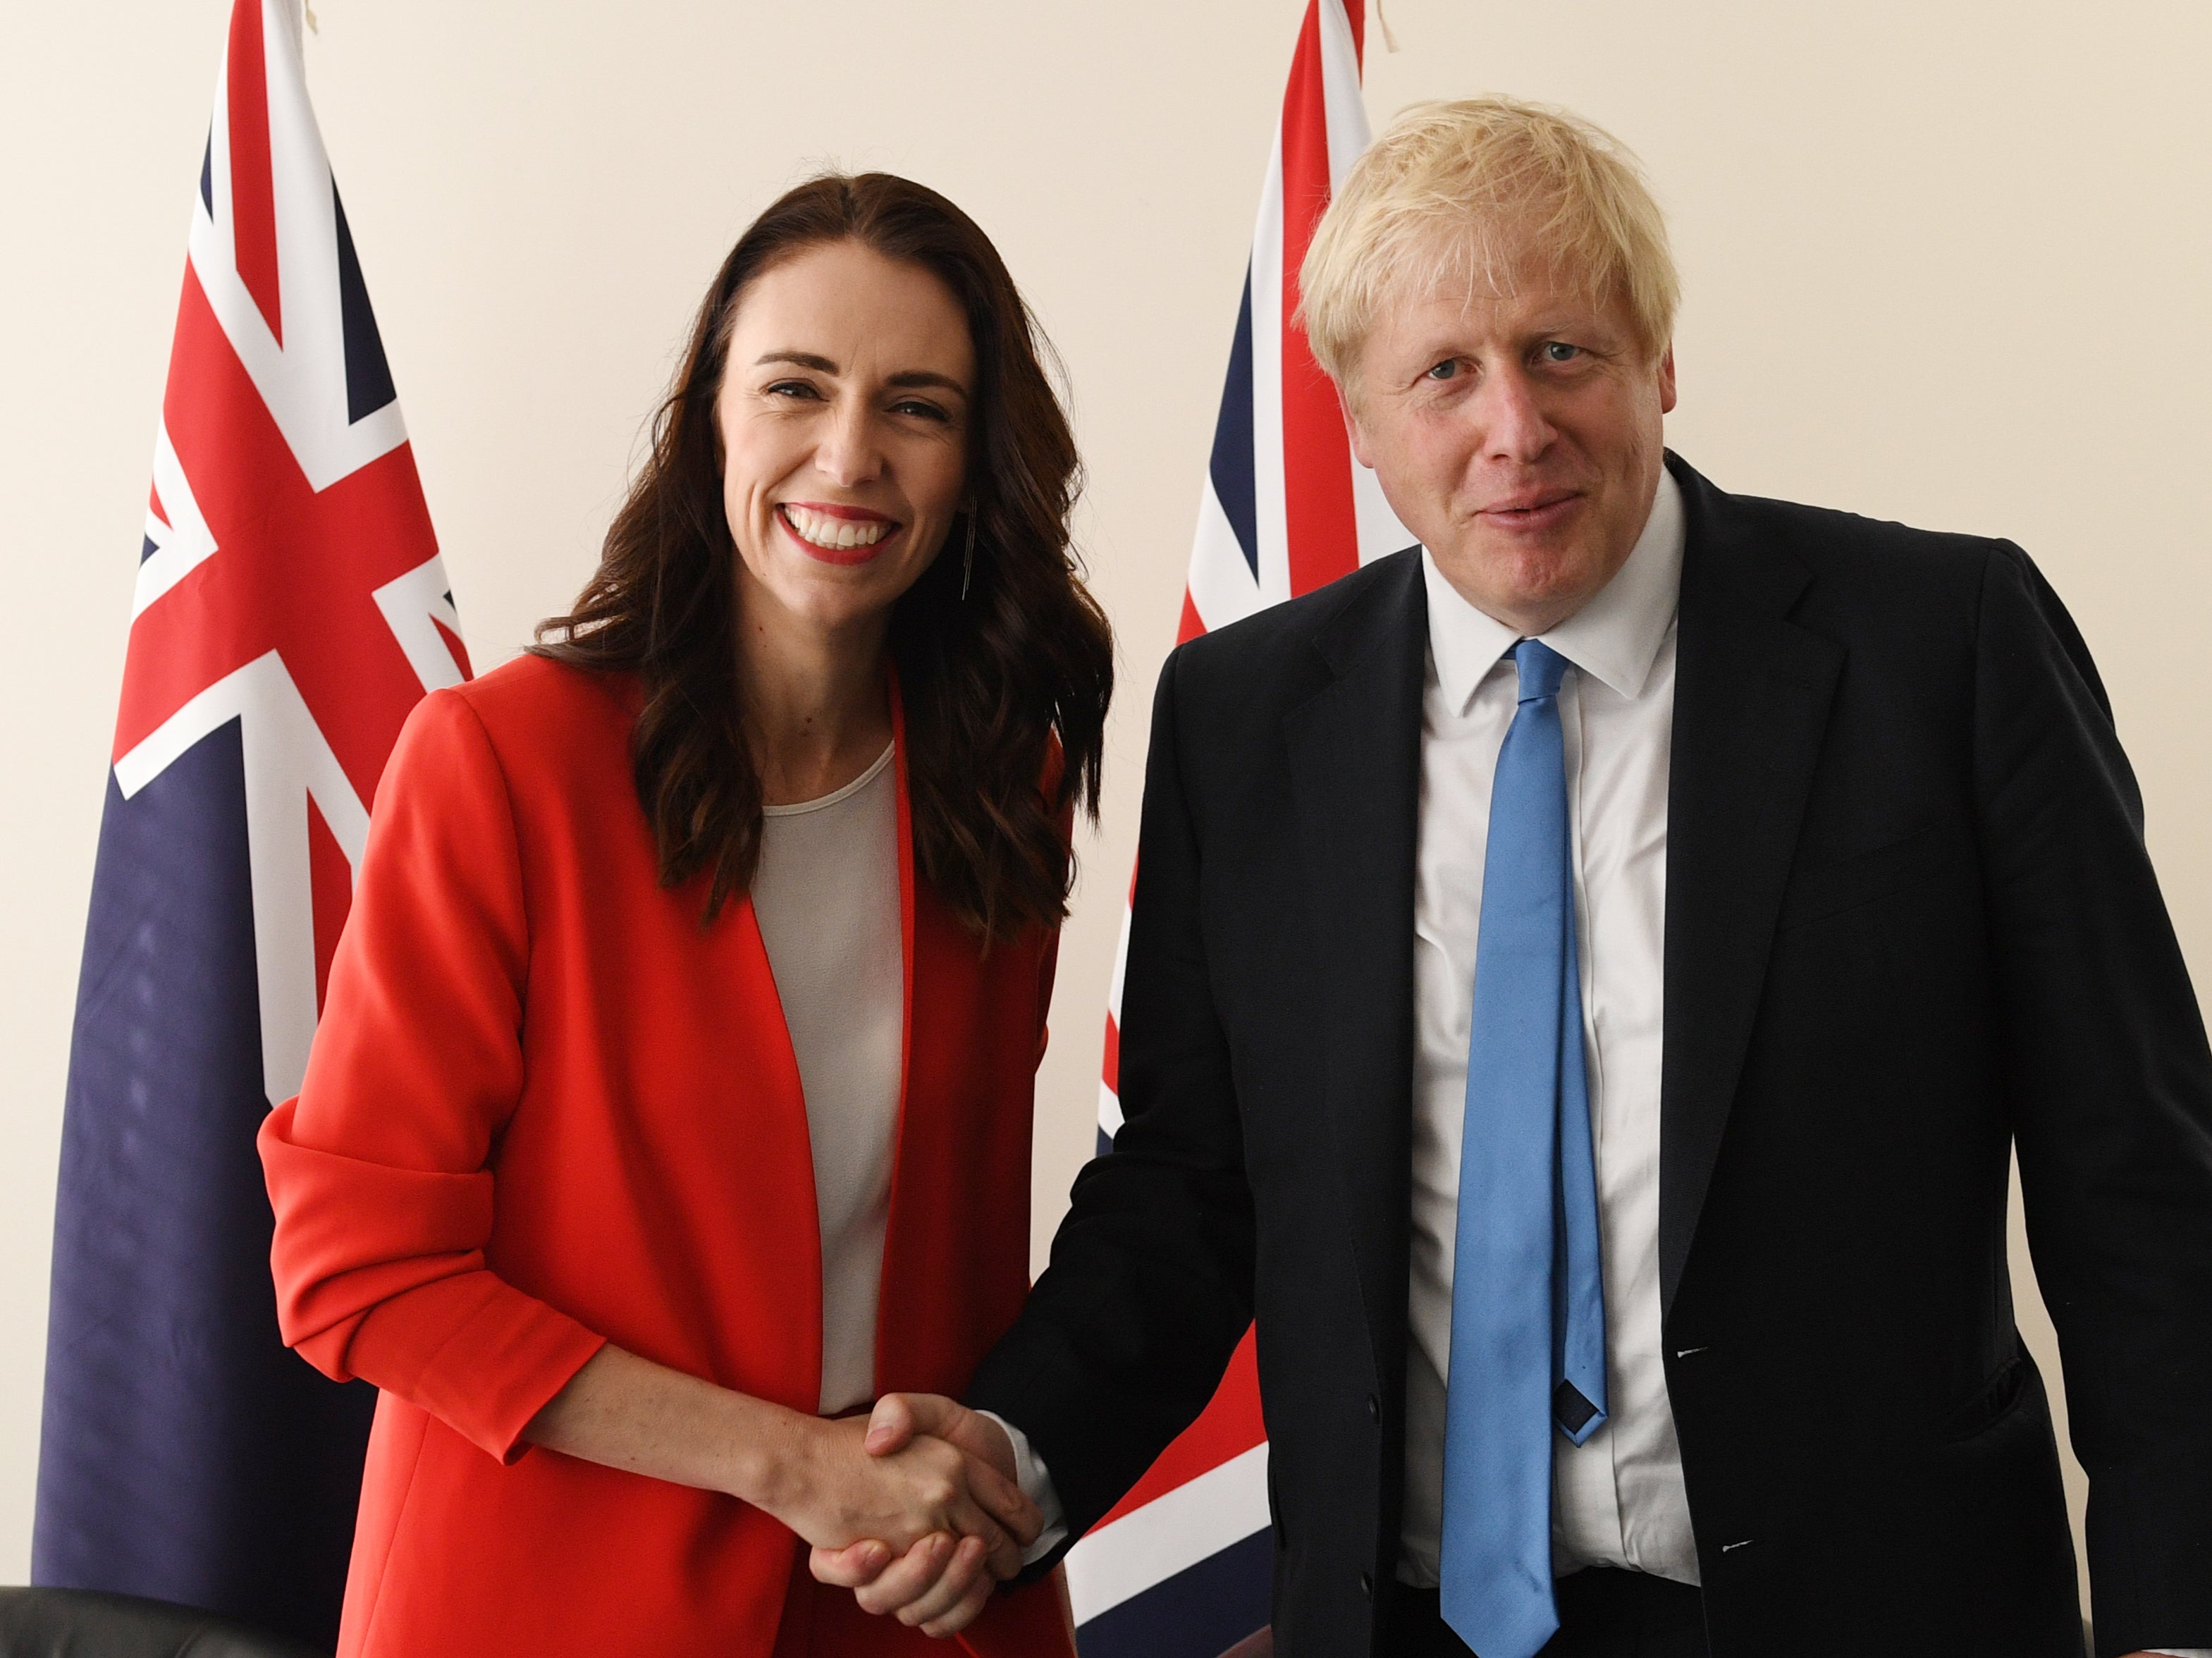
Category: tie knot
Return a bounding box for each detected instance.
[1513,639,1570,704]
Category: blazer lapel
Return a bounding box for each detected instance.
[1283,551,1428,1379]
[1659,457,1845,1316]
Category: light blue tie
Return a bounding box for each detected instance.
[1439,639,1608,1658]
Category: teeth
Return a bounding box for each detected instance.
[783,505,891,551]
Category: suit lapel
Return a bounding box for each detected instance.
[1284,551,1427,1378]
[1659,458,1845,1316]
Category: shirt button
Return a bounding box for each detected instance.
[1360,1571,1373,1599]
[1366,1392,1381,1423]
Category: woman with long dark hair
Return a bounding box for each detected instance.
[259,173,1112,1658]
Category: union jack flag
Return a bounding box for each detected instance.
[34,0,467,1643]
[1070,4,1407,1654]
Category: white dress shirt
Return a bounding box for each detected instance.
[1398,467,1690,1585]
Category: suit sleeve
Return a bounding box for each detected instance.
[967,649,1258,1550]
[1974,544,2212,1648]
[257,689,606,1464]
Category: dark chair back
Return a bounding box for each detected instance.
[0,1588,327,1658]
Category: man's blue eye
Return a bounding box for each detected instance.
[1427,360,1459,381]
[1542,342,1581,363]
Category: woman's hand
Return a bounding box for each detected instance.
[810,1393,1035,1636]
[523,1345,1039,1609]
[763,1409,1039,1584]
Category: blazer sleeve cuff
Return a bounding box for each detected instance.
[2084,1444,2212,1656]
[352,1272,608,1464]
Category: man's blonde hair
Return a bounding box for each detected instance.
[1300,97,1679,386]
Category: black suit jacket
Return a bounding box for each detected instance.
[969,455,2212,1657]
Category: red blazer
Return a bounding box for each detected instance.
[260,654,1075,1658]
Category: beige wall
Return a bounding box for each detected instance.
[6,0,2208,1609]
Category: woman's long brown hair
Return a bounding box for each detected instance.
[534,173,1113,940]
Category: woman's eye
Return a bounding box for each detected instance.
[765,379,821,400]
[1425,359,1461,382]
[892,399,950,423]
[1540,341,1583,364]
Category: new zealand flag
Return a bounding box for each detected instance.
[34,1,468,1645]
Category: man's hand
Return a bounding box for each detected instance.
[766,1404,1037,1598]
[811,1394,1026,1636]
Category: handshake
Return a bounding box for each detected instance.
[788,1393,1044,1638]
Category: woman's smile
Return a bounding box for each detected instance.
[779,501,901,563]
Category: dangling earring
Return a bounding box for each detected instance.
[961,506,976,602]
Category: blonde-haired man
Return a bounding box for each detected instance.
[826,97,2212,1658]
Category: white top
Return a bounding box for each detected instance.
[1400,467,1692,1585]
[751,742,902,1416]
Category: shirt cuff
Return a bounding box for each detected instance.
[975,1410,1069,1566]
[2145,1649,2212,1655]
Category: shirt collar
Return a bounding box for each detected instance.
[1422,466,1686,716]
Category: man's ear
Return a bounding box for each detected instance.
[1340,386,1375,469]
[1657,345,1678,416]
